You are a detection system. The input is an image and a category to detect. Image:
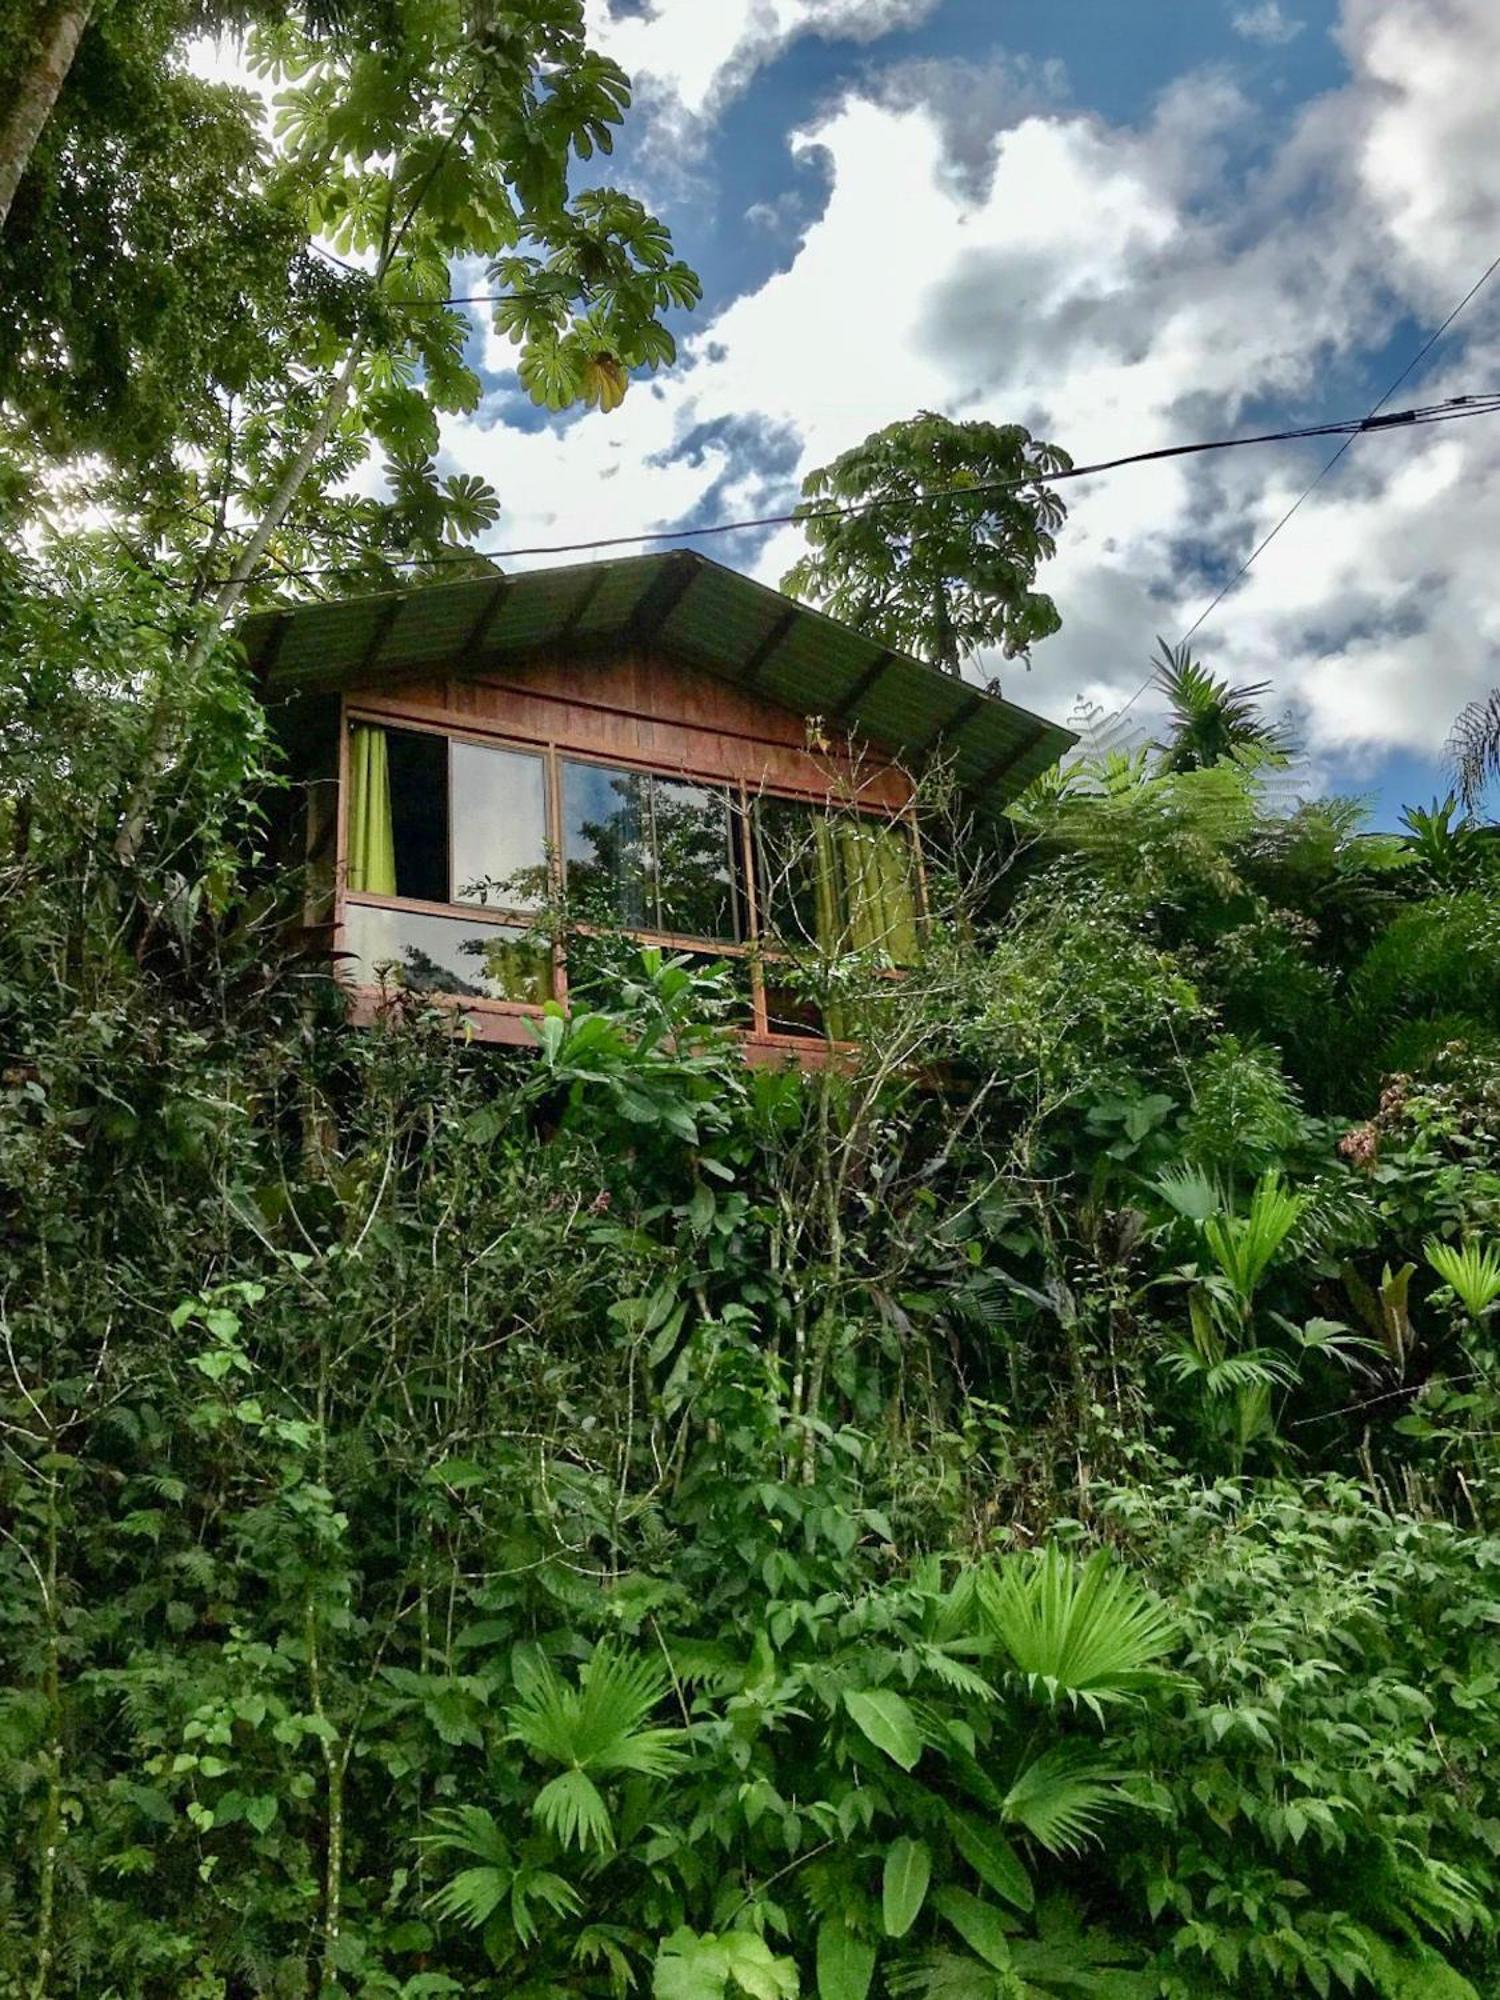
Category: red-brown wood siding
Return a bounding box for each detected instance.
[345,645,915,811]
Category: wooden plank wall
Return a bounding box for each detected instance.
[346,645,914,812]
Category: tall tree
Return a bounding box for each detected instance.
[0,3,700,860]
[0,2,396,480]
[0,1,94,231]
[781,411,1071,676]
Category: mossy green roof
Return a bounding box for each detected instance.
[239,548,1075,815]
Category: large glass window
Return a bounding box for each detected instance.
[451,739,549,911]
[562,760,742,942]
[342,904,551,1005]
[754,799,920,965]
[342,720,922,1037]
[346,724,547,913]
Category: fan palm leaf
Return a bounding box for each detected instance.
[505,1644,687,1852]
[978,1547,1178,1717]
[1425,1237,1500,1319]
[1000,1743,1135,1856]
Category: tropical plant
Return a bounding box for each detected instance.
[1400,795,1490,890]
[782,411,1072,674]
[505,1644,689,1852]
[1149,637,1291,773]
[1425,1237,1500,1320]
[978,1548,1179,1718]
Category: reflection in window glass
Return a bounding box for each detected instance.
[564,933,753,1028]
[669,951,753,1027]
[450,739,549,911]
[563,762,650,929]
[341,903,551,1005]
[562,762,743,941]
[652,777,740,940]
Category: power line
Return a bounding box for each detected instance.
[269,394,1500,580]
[1109,247,1500,730]
[1179,250,1500,647]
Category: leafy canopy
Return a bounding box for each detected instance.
[782,411,1071,675]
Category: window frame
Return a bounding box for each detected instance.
[335,699,923,1050]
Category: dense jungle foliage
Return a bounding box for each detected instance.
[5,9,1500,1999]
[4,545,1500,2000]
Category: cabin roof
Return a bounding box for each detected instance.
[239,549,1075,815]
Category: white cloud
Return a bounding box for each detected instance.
[1231,3,1306,46]
[584,0,943,121]
[226,0,1500,793]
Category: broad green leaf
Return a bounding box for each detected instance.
[654,1928,798,2000]
[882,1838,931,1939]
[817,1917,876,2000]
[845,1688,923,1772]
[948,1810,1033,1912]
[932,1887,1014,1972]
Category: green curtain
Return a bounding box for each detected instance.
[825,819,920,964]
[803,814,920,1042]
[347,726,396,896]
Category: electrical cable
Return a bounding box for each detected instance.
[269,393,1500,580]
[1108,247,1500,730]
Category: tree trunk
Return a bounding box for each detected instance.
[0,2,95,233]
[113,333,367,868]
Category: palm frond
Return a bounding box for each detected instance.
[427,1865,511,1931]
[1202,1173,1303,1302]
[1161,1340,1298,1396]
[419,1805,510,1867]
[1156,1164,1223,1225]
[1425,1236,1500,1319]
[506,1643,688,1852]
[978,1546,1178,1716]
[1150,638,1290,775]
[533,1768,615,1852]
[510,1864,583,1946]
[508,1643,687,1773]
[1001,1742,1134,1856]
[1447,688,1500,812]
[915,1642,1000,1703]
[573,1924,641,1998]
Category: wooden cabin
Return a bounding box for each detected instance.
[242,549,1074,1058]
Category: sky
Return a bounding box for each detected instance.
[213,1,1500,824]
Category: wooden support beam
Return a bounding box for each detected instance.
[356,595,406,680]
[251,609,291,688]
[626,550,699,645]
[454,576,509,667]
[738,607,800,686]
[967,723,1050,799]
[831,648,893,722]
[912,688,985,758]
[557,565,610,640]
